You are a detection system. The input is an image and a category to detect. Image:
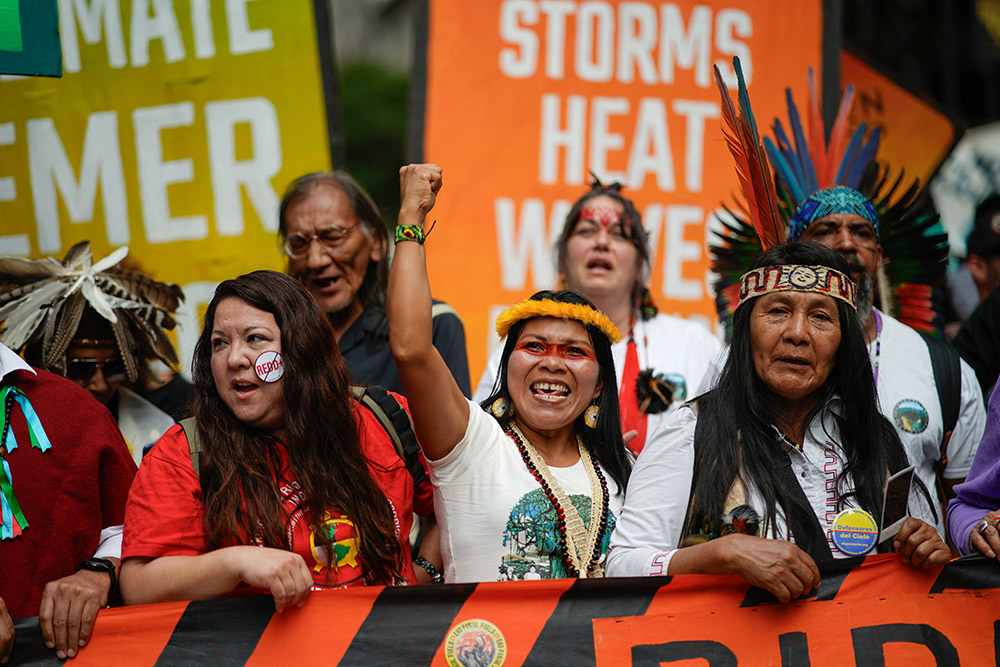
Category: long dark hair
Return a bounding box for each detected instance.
[687,241,918,543]
[278,172,388,309]
[554,179,653,319]
[480,290,632,493]
[192,270,402,584]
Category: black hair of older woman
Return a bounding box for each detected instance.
[686,241,914,548]
[480,289,632,493]
[278,172,388,309]
[191,270,402,584]
[554,180,652,319]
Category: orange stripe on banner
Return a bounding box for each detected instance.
[831,553,948,600]
[69,600,189,667]
[594,591,1000,665]
[646,574,752,615]
[429,579,575,667]
[246,586,382,666]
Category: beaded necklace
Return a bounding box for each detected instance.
[504,422,610,577]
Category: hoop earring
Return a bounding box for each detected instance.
[584,403,599,429]
[491,397,511,419]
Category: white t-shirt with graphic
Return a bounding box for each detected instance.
[428,399,624,583]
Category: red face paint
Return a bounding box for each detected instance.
[514,340,596,361]
[580,205,622,228]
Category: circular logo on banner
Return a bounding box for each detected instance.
[892,399,928,434]
[444,618,507,667]
[830,508,878,556]
[254,351,284,383]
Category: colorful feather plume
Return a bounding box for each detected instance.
[710,66,947,339]
[713,57,786,250]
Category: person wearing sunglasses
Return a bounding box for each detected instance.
[0,242,183,467]
[278,171,471,397]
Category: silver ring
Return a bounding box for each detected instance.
[977,519,991,535]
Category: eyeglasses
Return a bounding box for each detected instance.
[281,225,360,259]
[65,358,127,384]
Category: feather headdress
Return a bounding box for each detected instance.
[0,241,184,382]
[710,66,948,339]
[713,57,786,251]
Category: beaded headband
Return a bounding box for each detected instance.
[789,187,880,242]
[495,299,622,344]
[738,264,857,309]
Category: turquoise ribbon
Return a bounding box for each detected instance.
[0,385,53,539]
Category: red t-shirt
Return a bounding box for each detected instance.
[0,368,136,618]
[123,398,432,589]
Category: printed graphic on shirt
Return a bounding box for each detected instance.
[893,399,929,434]
[309,512,363,587]
[498,489,616,580]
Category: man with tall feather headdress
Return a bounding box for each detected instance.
[709,66,986,539]
[0,242,183,465]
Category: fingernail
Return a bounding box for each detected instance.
[988,550,996,558]
[57,651,65,659]
[79,639,87,647]
[45,641,54,649]
[67,648,76,657]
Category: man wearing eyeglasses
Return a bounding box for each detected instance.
[279,171,471,396]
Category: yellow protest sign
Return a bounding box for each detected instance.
[0,0,333,367]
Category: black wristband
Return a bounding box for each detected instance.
[77,557,117,597]
[414,557,443,584]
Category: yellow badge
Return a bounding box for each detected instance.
[444,618,507,667]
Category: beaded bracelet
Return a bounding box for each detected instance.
[394,219,437,244]
[414,556,444,584]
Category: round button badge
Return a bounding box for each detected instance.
[254,351,284,383]
[830,508,878,556]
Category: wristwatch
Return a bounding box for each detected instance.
[77,557,117,596]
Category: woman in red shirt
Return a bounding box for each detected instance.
[120,271,426,610]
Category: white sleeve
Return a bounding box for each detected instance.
[606,406,696,577]
[93,524,124,559]
[944,358,987,479]
[472,344,504,403]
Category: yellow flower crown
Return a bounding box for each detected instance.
[495,298,623,344]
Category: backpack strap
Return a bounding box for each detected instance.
[431,302,460,320]
[920,334,961,490]
[351,385,426,487]
[179,416,201,480]
[179,390,426,489]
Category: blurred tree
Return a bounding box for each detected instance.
[338,60,409,226]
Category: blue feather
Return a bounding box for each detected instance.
[846,126,881,189]
[785,89,817,194]
[765,137,805,203]
[833,123,867,185]
[771,119,805,196]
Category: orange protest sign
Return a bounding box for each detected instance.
[422,0,823,379]
[841,50,959,187]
